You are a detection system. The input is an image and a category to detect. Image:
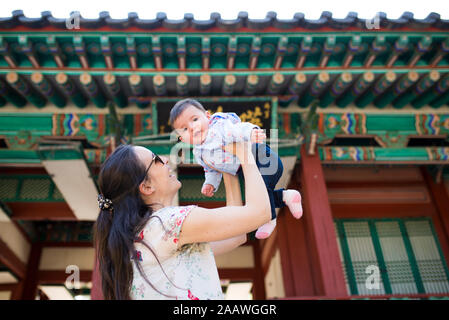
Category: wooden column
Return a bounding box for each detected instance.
[421,167,449,268]
[10,282,25,300]
[299,144,347,297]
[252,241,266,300]
[276,166,315,297]
[90,245,103,300]
[21,243,42,300]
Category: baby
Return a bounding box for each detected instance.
[170,98,302,239]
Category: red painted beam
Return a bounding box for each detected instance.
[0,283,18,291]
[331,203,436,219]
[8,202,77,221]
[421,167,449,271]
[251,241,266,300]
[217,268,254,280]
[21,243,42,300]
[299,144,347,297]
[38,270,92,284]
[6,25,448,34]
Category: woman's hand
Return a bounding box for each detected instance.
[221,141,255,165]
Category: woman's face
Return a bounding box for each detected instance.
[133,146,181,197]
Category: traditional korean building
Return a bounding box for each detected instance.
[0,10,449,300]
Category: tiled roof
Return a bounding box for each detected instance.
[0,10,448,31]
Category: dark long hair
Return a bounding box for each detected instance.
[93,144,153,300]
[93,144,159,299]
[94,144,188,300]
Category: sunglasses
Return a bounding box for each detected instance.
[141,153,164,182]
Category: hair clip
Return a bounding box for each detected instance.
[98,194,114,213]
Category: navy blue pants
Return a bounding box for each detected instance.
[236,143,285,221]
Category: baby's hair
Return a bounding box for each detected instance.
[169,98,206,128]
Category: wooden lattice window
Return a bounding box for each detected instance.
[335,218,449,297]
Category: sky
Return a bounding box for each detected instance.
[0,0,448,20]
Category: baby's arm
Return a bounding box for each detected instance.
[202,167,222,197]
[222,116,264,143]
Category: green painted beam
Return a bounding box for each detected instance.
[37,146,85,161]
[319,146,449,162]
[336,72,375,108]
[393,71,440,109]
[429,90,449,109]
[6,72,46,108]
[103,72,127,108]
[298,71,330,107]
[55,73,87,108]
[0,79,27,107]
[1,69,448,77]
[0,150,41,163]
[320,72,353,108]
[374,71,419,109]
[30,72,66,108]
[411,73,449,108]
[355,71,396,108]
[0,174,65,202]
[79,72,107,108]
[128,74,149,109]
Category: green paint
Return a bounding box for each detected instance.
[151,100,158,135]
[369,220,392,294]
[336,220,359,295]
[398,220,426,293]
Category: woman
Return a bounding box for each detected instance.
[94,141,271,300]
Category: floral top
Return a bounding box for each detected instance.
[130,205,224,300]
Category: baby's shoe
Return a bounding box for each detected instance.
[255,219,277,239]
[283,189,303,219]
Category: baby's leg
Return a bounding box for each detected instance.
[256,219,277,240]
[282,189,303,219]
[254,143,303,220]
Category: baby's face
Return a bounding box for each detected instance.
[173,105,210,145]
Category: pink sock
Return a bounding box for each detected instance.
[283,190,303,219]
[255,219,277,240]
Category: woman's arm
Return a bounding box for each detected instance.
[178,142,271,246]
[209,172,247,255]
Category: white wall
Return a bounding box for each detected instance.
[39,247,95,271]
[214,246,254,268]
[0,222,30,264]
[264,249,285,299]
[0,291,11,300]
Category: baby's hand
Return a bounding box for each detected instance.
[201,184,215,197]
[250,128,266,143]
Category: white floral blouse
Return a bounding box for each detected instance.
[130,205,224,300]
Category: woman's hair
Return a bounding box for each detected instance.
[93,144,152,299]
[94,144,188,299]
[94,144,175,300]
